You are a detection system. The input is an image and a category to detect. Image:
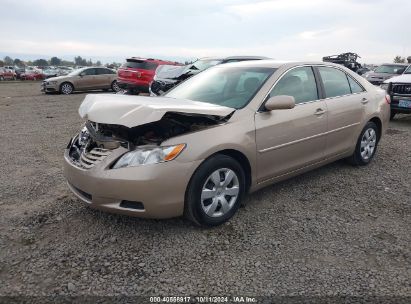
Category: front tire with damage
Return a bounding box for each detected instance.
[185,154,245,227]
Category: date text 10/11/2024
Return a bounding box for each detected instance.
[149,296,257,303]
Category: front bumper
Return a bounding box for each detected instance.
[63,146,201,219]
[390,96,411,113]
[41,82,59,92]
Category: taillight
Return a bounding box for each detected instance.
[385,95,391,104]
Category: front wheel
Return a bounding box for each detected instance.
[347,121,379,166]
[185,155,245,227]
[60,82,74,95]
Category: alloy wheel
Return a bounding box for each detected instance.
[360,128,376,160]
[61,83,73,94]
[201,168,240,218]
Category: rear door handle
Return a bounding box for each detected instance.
[314,108,326,116]
[361,98,369,104]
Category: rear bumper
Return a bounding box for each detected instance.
[117,79,149,93]
[63,147,201,219]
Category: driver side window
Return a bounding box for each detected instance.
[269,67,318,104]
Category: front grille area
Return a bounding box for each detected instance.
[79,148,111,169]
[392,84,411,95]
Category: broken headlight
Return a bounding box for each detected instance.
[112,144,186,169]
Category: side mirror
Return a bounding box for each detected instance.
[79,73,84,77]
[264,95,295,111]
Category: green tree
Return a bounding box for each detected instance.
[0,60,4,67]
[393,55,405,63]
[96,60,102,66]
[50,56,62,66]
[74,56,87,66]
[4,56,13,65]
[33,59,49,67]
[13,58,23,66]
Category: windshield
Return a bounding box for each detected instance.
[165,66,275,109]
[190,59,222,71]
[374,65,405,74]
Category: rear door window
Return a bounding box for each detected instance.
[318,67,351,98]
[96,68,114,75]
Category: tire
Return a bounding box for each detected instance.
[0,76,4,81]
[111,80,120,92]
[185,154,246,227]
[60,82,74,95]
[347,121,379,166]
[390,111,396,120]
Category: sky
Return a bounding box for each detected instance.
[1,0,410,64]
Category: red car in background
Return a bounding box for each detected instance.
[117,57,182,94]
[0,67,17,80]
[21,70,45,80]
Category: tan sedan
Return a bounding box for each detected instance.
[64,60,390,226]
[41,67,120,94]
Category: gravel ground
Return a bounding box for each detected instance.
[0,81,410,300]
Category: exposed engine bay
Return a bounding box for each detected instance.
[67,111,232,168]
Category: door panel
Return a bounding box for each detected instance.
[316,66,366,157]
[255,101,328,182]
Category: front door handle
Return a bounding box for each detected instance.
[314,108,326,116]
[361,98,369,104]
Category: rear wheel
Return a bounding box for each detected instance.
[185,155,245,227]
[111,80,120,92]
[0,76,4,81]
[347,121,379,166]
[60,82,74,95]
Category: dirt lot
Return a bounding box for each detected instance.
[0,81,410,299]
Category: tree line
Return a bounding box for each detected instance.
[0,56,120,68]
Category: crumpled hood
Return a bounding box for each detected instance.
[79,94,234,128]
[155,64,191,79]
[383,74,411,84]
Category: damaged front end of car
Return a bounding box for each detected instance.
[66,94,234,170]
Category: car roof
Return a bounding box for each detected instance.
[212,59,344,69]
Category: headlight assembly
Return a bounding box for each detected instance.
[380,83,389,91]
[112,144,186,169]
[47,81,57,85]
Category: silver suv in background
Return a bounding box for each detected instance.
[363,63,409,85]
[381,65,411,119]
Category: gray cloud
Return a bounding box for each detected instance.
[0,0,409,63]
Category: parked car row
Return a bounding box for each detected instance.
[0,67,16,80]
[362,63,410,85]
